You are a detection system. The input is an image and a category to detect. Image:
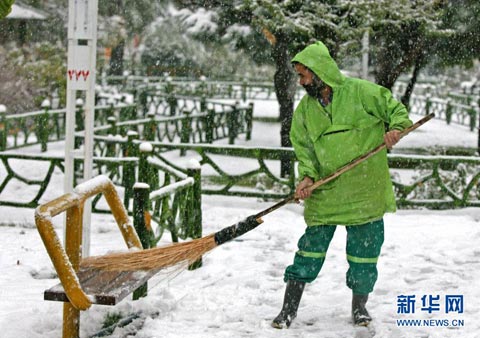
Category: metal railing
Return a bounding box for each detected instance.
[2,141,479,211]
[410,94,479,131]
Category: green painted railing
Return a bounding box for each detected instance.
[103,105,252,144]
[138,91,254,141]
[89,103,253,158]
[0,95,253,159]
[0,143,479,238]
[109,76,296,102]
[0,103,136,152]
[0,150,201,247]
[139,142,480,209]
[0,153,64,208]
[409,94,479,131]
[138,150,202,244]
[0,150,202,245]
[0,153,136,210]
[133,80,478,129]
[146,142,296,199]
[389,154,480,208]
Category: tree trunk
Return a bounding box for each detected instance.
[401,54,425,109]
[374,51,400,91]
[109,39,125,76]
[272,35,296,178]
[374,39,425,91]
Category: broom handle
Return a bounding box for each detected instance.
[254,113,435,219]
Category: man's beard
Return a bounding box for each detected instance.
[303,76,326,100]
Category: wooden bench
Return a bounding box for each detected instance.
[35,176,154,338]
[44,266,160,305]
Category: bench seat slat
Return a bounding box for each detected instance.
[44,266,160,306]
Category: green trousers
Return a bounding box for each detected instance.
[284,219,384,295]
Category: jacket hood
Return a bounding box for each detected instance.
[292,41,345,88]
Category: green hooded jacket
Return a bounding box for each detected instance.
[290,41,412,226]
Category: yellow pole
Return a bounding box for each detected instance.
[62,205,83,338]
[63,303,80,338]
[35,199,92,311]
[103,182,142,249]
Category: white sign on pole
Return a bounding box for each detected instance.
[67,45,91,90]
[68,0,93,39]
[65,0,98,257]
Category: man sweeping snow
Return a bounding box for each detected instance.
[272,41,412,329]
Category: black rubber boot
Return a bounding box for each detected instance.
[271,280,306,329]
[352,294,372,326]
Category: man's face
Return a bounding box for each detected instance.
[294,63,325,99]
[294,63,314,87]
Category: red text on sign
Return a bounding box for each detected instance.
[68,70,90,81]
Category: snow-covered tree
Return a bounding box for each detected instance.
[345,0,450,105]
[141,4,273,79]
[1,42,67,111]
[436,0,480,69]
[98,1,161,75]
[141,13,207,77]
[0,0,15,19]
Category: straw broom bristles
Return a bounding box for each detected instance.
[81,234,217,271]
[81,215,263,272]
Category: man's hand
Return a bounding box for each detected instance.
[295,177,314,200]
[384,130,401,149]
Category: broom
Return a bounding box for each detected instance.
[82,113,434,272]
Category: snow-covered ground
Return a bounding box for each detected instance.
[0,101,479,338]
